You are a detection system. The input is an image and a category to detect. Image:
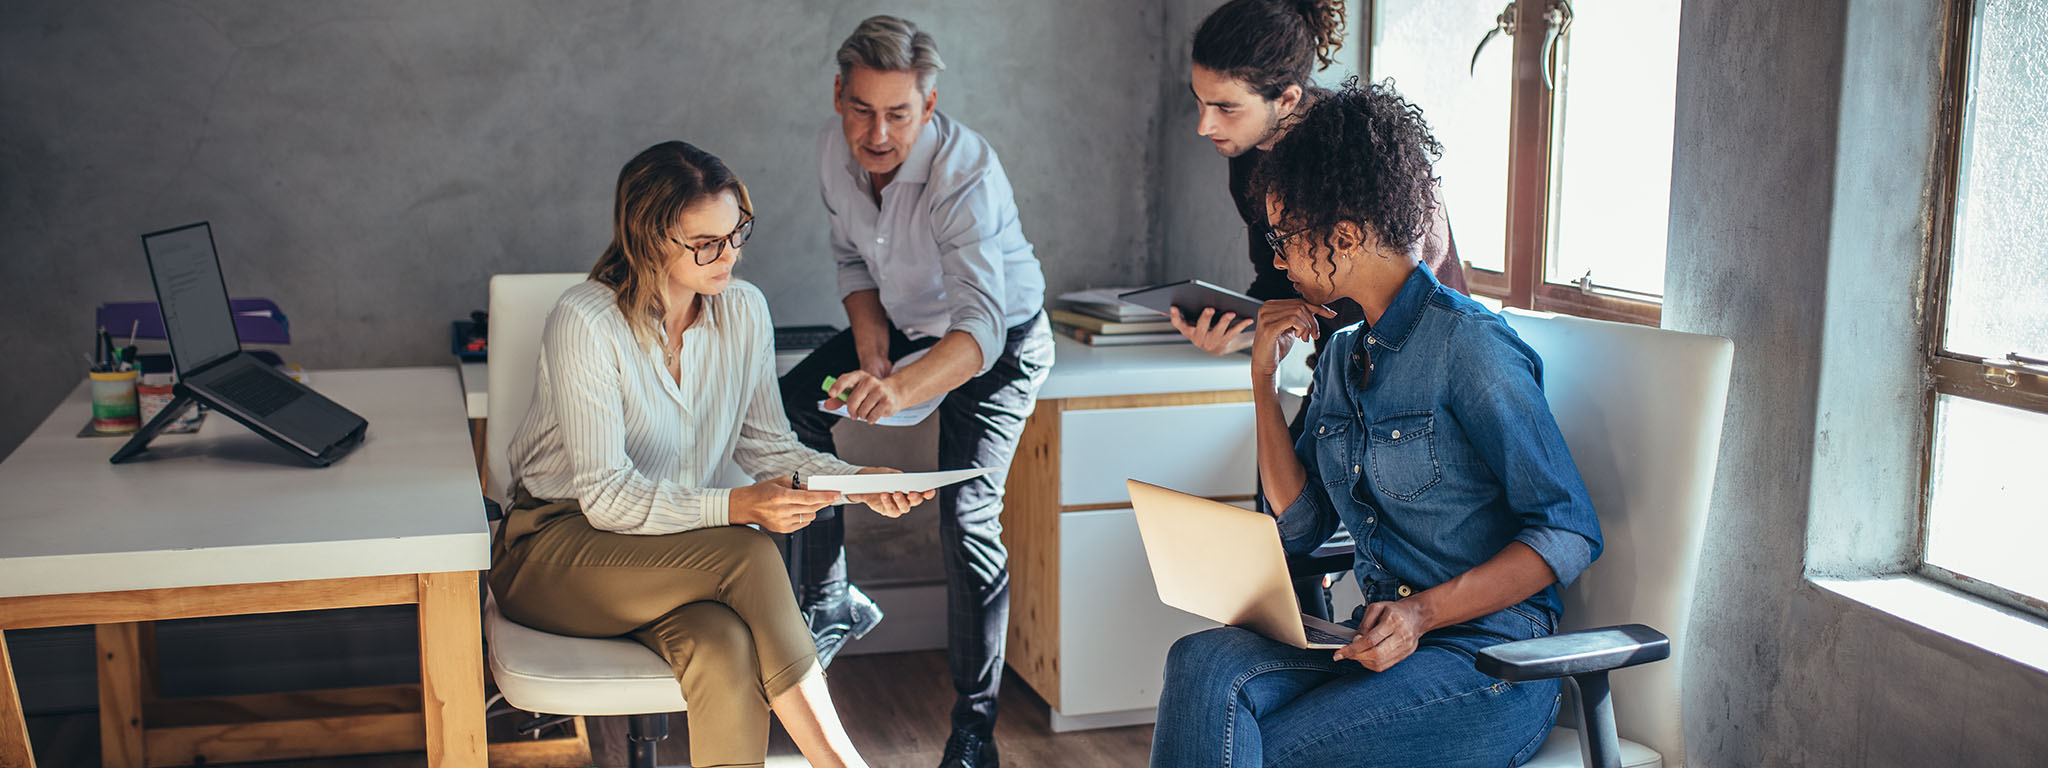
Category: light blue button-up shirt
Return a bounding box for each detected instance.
[816,111,1045,375]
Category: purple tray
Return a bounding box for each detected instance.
[96,298,292,344]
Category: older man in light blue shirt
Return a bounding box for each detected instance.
[776,15,1052,768]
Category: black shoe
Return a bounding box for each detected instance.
[803,583,883,669]
[939,729,999,768]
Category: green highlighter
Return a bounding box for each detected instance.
[821,375,848,403]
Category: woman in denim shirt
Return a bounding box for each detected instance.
[1151,82,1604,768]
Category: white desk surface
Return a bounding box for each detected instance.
[460,360,488,420]
[1036,335,1250,400]
[0,367,491,599]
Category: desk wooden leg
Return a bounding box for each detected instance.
[417,571,485,768]
[96,623,146,768]
[1,629,36,768]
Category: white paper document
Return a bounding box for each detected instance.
[805,468,996,494]
[818,348,945,426]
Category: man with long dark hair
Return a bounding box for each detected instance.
[1174,0,1466,363]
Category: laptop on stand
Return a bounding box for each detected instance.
[110,222,367,466]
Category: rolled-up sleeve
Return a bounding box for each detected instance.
[538,304,730,534]
[929,171,1011,376]
[819,128,879,300]
[826,189,878,299]
[1449,319,1604,588]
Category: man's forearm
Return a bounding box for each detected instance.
[842,290,892,358]
[888,331,982,404]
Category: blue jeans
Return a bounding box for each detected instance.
[1151,624,1560,767]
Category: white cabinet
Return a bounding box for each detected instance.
[1056,508,1221,717]
[1001,389,1256,731]
[1058,403,1256,506]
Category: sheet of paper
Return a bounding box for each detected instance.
[806,468,995,494]
[818,348,944,426]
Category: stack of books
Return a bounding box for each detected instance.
[1051,288,1187,346]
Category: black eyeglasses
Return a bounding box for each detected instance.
[1264,225,1309,255]
[673,205,755,266]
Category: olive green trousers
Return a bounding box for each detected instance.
[489,488,821,768]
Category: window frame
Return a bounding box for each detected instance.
[1918,0,2048,619]
[1368,0,1665,326]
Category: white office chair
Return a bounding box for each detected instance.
[1482,309,1734,768]
[485,272,688,767]
[1289,309,1733,768]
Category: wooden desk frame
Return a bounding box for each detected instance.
[0,572,489,768]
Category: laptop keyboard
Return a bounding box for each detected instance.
[774,324,842,351]
[1304,622,1352,646]
[213,366,304,417]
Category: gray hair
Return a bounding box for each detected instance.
[835,15,945,93]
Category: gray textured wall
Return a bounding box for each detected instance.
[0,0,1162,461]
[1665,0,2048,765]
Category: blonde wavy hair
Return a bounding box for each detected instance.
[588,141,751,346]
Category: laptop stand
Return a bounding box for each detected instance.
[109,385,201,464]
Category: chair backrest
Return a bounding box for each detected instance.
[1501,308,1733,768]
[487,273,588,506]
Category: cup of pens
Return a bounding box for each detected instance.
[90,368,141,434]
[90,324,142,434]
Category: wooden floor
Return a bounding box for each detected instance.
[24,650,1155,767]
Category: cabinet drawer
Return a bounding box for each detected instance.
[1058,402,1256,506]
[1057,508,1219,715]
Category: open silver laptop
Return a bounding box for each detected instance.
[1128,479,1354,649]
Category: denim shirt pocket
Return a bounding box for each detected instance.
[1368,411,1442,501]
[1310,415,1357,492]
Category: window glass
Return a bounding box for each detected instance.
[1945,0,2048,362]
[1371,0,1511,274]
[1924,395,2048,604]
[1544,0,1681,297]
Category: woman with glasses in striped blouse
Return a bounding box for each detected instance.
[491,141,927,768]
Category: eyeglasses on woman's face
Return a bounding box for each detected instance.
[673,205,755,266]
[1264,225,1309,256]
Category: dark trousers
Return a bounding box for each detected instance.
[778,311,1053,738]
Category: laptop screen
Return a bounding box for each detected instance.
[142,223,240,376]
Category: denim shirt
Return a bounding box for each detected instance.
[1276,264,1602,641]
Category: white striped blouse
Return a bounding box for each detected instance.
[506,278,862,534]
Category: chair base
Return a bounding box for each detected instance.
[627,712,670,768]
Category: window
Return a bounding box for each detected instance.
[1922,0,2048,617]
[1368,0,1680,325]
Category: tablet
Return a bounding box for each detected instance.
[1118,279,1265,325]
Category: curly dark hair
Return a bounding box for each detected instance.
[1250,78,1442,289]
[1193,0,1346,99]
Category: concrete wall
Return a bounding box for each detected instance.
[1665,0,2048,765]
[0,0,1162,461]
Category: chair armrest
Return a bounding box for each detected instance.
[1474,624,1669,682]
[1286,541,1354,580]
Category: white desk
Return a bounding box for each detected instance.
[0,367,491,768]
